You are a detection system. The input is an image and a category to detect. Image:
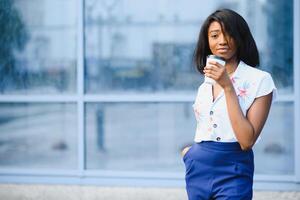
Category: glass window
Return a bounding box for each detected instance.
[85,103,195,171]
[84,0,203,93]
[0,103,77,169]
[254,102,294,175]
[240,0,294,94]
[84,0,293,94]
[0,0,77,94]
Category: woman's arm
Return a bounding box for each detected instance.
[223,84,273,150]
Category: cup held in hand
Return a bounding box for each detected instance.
[204,55,225,85]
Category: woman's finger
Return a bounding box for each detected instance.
[181,146,191,157]
[207,61,224,69]
[204,65,218,73]
[204,71,217,80]
[205,69,223,80]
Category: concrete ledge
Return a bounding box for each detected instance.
[1,184,300,200]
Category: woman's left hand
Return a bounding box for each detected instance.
[203,61,232,88]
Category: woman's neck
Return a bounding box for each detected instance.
[225,56,238,74]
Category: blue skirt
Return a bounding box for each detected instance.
[183,141,254,200]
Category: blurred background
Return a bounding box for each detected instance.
[0,0,299,192]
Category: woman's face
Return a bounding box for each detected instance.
[208,21,237,61]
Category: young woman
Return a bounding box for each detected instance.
[182,9,277,200]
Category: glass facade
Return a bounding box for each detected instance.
[85,103,195,171]
[0,0,298,186]
[0,0,77,94]
[0,103,77,169]
[254,102,294,175]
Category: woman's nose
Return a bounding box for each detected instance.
[219,34,227,45]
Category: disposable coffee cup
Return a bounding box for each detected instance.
[205,55,225,85]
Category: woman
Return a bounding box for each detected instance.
[182,9,277,200]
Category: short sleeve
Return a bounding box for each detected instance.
[255,72,277,103]
[192,85,202,108]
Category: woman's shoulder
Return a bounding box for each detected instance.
[240,62,272,80]
[239,62,277,100]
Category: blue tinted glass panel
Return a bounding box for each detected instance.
[85,103,195,171]
[0,0,77,94]
[84,0,293,94]
[0,103,77,169]
[254,102,294,175]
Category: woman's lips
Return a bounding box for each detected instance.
[217,48,229,53]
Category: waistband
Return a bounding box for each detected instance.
[196,141,244,152]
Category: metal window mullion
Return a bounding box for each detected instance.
[254,174,295,182]
[0,93,294,103]
[77,0,85,176]
[82,94,294,103]
[294,0,300,183]
[0,168,78,176]
[0,95,78,102]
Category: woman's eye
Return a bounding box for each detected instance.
[210,34,218,39]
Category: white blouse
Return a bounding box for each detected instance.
[193,61,277,143]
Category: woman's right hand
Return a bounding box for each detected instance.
[181,146,192,157]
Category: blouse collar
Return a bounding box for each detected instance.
[229,60,246,83]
